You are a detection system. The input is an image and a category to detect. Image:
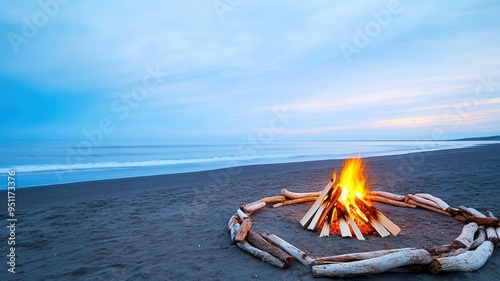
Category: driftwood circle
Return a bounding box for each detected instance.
[227,189,500,278]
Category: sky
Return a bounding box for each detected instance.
[1,0,500,142]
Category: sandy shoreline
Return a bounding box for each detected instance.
[3,144,500,280]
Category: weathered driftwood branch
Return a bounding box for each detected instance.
[470,227,486,250]
[230,222,240,242]
[314,247,415,264]
[414,193,451,211]
[487,211,500,243]
[465,217,500,227]
[237,241,286,268]
[428,241,494,274]
[312,249,432,278]
[426,244,456,255]
[234,218,252,243]
[408,194,441,209]
[258,196,286,204]
[247,230,294,267]
[227,215,239,231]
[281,189,321,199]
[452,222,478,249]
[237,208,249,220]
[408,199,452,217]
[273,197,318,208]
[368,191,405,201]
[261,232,314,267]
[432,248,468,259]
[454,214,468,223]
[366,195,416,208]
[229,222,286,268]
[460,207,499,244]
[242,201,266,213]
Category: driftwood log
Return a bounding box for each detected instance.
[452,222,478,249]
[281,189,321,199]
[314,247,415,264]
[228,189,498,278]
[368,191,405,201]
[234,218,252,243]
[237,241,286,268]
[312,249,432,278]
[414,193,451,211]
[487,211,500,243]
[429,241,494,274]
[408,199,452,217]
[471,227,487,250]
[261,232,314,267]
[366,195,416,208]
[247,230,294,267]
[242,201,266,213]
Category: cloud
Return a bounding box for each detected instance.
[2,1,500,140]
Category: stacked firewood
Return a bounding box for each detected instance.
[298,181,401,239]
[228,189,500,278]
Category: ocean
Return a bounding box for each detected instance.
[0,140,496,189]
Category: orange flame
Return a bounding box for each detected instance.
[331,157,374,234]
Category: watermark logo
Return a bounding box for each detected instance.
[7,0,70,54]
[53,64,169,182]
[340,0,403,63]
[213,0,244,21]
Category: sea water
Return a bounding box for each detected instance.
[0,140,496,188]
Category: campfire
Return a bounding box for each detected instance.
[300,157,400,239]
[227,156,500,278]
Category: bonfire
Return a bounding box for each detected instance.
[227,156,500,277]
[300,158,400,239]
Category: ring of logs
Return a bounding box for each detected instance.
[228,189,499,277]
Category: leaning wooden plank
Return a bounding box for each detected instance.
[247,230,294,267]
[376,211,401,236]
[355,197,389,237]
[428,241,494,274]
[452,222,478,249]
[237,241,286,268]
[261,232,315,267]
[336,208,352,238]
[319,220,330,237]
[346,216,365,240]
[314,247,415,264]
[299,181,334,227]
[308,202,327,231]
[281,189,321,199]
[368,191,405,201]
[414,193,451,211]
[312,249,432,278]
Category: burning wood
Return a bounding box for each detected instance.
[300,158,400,239]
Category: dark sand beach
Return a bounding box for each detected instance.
[3,144,500,280]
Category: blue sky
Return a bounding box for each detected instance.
[1,0,500,141]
